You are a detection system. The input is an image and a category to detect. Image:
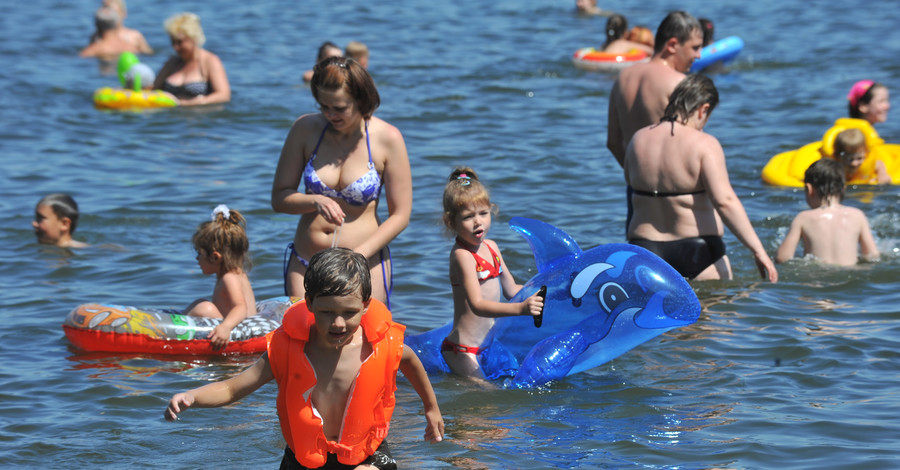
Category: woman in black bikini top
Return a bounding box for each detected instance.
[623,74,777,283]
[153,12,230,106]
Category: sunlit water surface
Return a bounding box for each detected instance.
[2,0,900,468]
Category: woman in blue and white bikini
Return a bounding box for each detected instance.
[271,56,412,306]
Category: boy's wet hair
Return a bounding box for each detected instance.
[38,193,80,233]
[304,248,372,303]
[804,158,845,200]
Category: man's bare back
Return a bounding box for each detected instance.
[607,59,687,166]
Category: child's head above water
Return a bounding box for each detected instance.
[626,26,654,49]
[33,193,80,246]
[345,41,369,69]
[804,158,845,202]
[192,205,250,273]
[603,14,628,48]
[848,80,890,124]
[832,128,867,175]
[304,247,372,304]
[441,166,496,234]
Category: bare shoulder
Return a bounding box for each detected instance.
[792,208,817,224]
[449,245,474,269]
[290,113,327,133]
[483,238,502,254]
[841,205,869,220]
[204,50,225,68]
[369,116,404,142]
[696,131,724,154]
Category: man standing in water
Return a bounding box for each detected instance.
[607,11,703,167]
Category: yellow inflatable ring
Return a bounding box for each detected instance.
[762,118,900,186]
[93,87,178,111]
[572,48,649,72]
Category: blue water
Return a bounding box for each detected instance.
[2,0,900,468]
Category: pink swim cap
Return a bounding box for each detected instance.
[847,80,875,108]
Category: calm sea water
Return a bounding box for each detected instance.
[2,0,900,468]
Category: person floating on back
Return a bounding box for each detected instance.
[33,194,88,248]
[776,159,879,266]
[165,247,444,469]
[183,205,257,349]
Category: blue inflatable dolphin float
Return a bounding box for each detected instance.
[404,217,701,388]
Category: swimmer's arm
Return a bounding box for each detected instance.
[491,241,522,300]
[208,274,252,348]
[354,122,412,259]
[858,214,879,261]
[270,116,345,224]
[775,216,803,263]
[78,43,99,58]
[607,82,626,167]
[164,353,273,421]
[701,139,778,282]
[135,32,154,55]
[399,345,444,443]
[874,160,891,185]
[153,57,180,90]
[452,249,540,317]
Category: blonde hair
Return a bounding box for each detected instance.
[164,12,205,48]
[345,41,369,59]
[441,166,496,234]
[833,128,866,157]
[192,207,250,273]
[103,0,126,18]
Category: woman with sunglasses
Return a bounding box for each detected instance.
[153,12,230,106]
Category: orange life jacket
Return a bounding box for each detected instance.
[267,298,405,467]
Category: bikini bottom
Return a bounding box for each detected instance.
[628,235,726,279]
[283,243,393,307]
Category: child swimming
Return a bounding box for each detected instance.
[776,159,879,266]
[441,167,544,379]
[33,194,88,248]
[183,205,256,349]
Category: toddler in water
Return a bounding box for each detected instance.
[848,80,890,125]
[184,205,256,348]
[441,167,544,379]
[832,128,889,185]
[776,159,878,266]
[33,194,87,248]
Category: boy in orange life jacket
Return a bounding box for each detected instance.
[165,247,444,469]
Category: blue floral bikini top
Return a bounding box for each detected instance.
[302,121,382,206]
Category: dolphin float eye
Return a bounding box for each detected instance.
[598,282,628,313]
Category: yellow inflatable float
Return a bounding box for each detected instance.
[762,118,900,187]
[93,87,178,110]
